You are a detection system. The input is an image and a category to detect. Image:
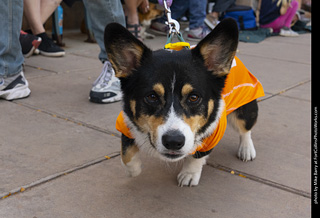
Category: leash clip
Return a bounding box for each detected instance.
[163,0,180,35]
[162,0,189,50]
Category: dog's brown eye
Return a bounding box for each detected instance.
[145,93,159,104]
[188,94,200,103]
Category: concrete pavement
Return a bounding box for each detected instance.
[0,30,311,217]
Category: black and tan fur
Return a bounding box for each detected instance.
[105,19,258,187]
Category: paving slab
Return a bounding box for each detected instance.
[0,101,120,194]
[19,68,122,134]
[237,34,311,65]
[0,156,311,218]
[24,52,101,74]
[236,52,311,95]
[208,94,311,194]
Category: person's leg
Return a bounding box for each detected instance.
[23,0,62,34]
[188,0,206,29]
[82,0,125,62]
[283,0,299,28]
[83,0,126,103]
[124,0,143,25]
[23,0,44,35]
[187,0,210,41]
[40,0,62,24]
[23,0,64,56]
[0,0,31,100]
[260,0,299,33]
[124,0,144,40]
[260,17,283,33]
[0,0,24,78]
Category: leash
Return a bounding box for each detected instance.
[159,0,190,51]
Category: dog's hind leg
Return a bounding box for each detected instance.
[227,100,258,161]
[121,134,142,177]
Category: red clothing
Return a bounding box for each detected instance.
[116,56,264,154]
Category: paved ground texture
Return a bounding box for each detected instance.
[0,30,311,218]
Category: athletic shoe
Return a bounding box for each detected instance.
[89,61,122,103]
[0,71,31,100]
[36,32,65,57]
[187,25,211,41]
[279,27,299,37]
[19,30,42,58]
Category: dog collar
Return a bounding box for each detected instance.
[164,42,191,51]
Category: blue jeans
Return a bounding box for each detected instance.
[158,0,206,29]
[0,0,24,78]
[82,0,125,62]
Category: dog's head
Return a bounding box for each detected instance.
[105,19,238,161]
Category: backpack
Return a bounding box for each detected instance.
[223,5,257,30]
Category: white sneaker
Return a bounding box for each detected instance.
[0,71,31,100]
[89,61,122,103]
[279,27,299,37]
[187,26,211,41]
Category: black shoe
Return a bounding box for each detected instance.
[19,30,42,58]
[37,32,65,57]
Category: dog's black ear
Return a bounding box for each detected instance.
[192,18,239,77]
[104,23,152,78]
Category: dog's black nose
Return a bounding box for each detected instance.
[162,130,185,150]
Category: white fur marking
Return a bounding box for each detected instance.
[121,152,142,177]
[238,130,256,161]
[171,73,176,94]
[156,106,195,160]
[177,156,207,187]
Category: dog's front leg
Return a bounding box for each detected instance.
[121,134,142,177]
[177,155,207,187]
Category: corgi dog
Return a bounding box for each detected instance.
[104,18,264,187]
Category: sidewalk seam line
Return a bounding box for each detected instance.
[258,79,311,102]
[0,152,120,201]
[12,101,122,138]
[207,162,311,199]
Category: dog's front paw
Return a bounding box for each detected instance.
[238,133,256,161]
[121,156,142,177]
[177,171,201,187]
[177,156,206,187]
[125,163,142,177]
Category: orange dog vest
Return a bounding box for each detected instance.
[116,56,264,156]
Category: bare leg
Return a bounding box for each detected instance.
[23,0,62,35]
[124,0,140,25]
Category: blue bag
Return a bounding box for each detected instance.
[223,5,257,30]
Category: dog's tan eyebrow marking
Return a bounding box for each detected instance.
[130,100,136,116]
[181,83,194,96]
[208,99,214,118]
[153,83,165,96]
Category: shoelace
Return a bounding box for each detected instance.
[93,61,114,87]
